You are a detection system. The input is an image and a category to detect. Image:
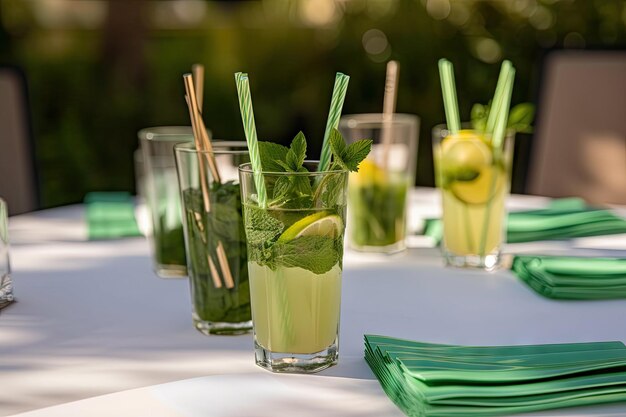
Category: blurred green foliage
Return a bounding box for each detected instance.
[0,0,624,207]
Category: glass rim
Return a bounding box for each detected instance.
[138,126,194,141]
[174,140,249,155]
[432,123,515,138]
[238,161,347,176]
[339,113,419,127]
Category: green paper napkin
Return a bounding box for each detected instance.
[365,334,626,417]
[85,192,141,240]
[423,198,626,245]
[512,256,626,300]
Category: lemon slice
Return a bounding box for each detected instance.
[439,131,503,205]
[450,165,505,205]
[441,131,492,173]
[350,159,387,186]
[277,212,343,242]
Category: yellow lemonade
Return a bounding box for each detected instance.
[248,262,342,354]
[434,130,511,259]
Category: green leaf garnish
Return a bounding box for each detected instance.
[258,141,289,172]
[470,102,535,134]
[328,128,373,172]
[248,129,371,274]
[272,235,339,274]
[285,131,307,171]
[508,103,535,133]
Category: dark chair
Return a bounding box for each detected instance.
[526,50,626,205]
[0,65,39,215]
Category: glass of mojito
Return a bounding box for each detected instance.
[139,126,194,278]
[239,160,349,373]
[175,141,252,335]
[339,114,419,253]
[432,125,514,270]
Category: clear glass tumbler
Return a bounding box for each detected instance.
[175,141,252,335]
[432,124,514,270]
[0,198,14,309]
[339,114,419,253]
[139,126,192,278]
[239,162,348,373]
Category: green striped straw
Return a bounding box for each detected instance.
[234,72,267,207]
[437,59,461,134]
[492,67,515,150]
[317,72,350,172]
[478,65,515,255]
[486,60,512,134]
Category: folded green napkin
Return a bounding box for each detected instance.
[512,256,626,300]
[85,192,141,240]
[423,198,626,245]
[365,334,626,416]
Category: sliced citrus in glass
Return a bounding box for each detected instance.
[450,165,505,205]
[441,131,492,173]
[350,159,387,186]
[440,131,503,205]
[277,212,343,242]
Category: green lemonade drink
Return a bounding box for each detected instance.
[238,129,370,373]
[245,207,344,355]
[434,129,512,269]
[348,160,409,250]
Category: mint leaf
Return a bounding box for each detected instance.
[344,139,373,171]
[274,160,293,172]
[329,128,372,172]
[273,235,339,274]
[508,103,535,133]
[470,103,488,132]
[329,129,347,163]
[259,141,289,172]
[278,195,314,209]
[243,205,284,245]
[320,172,347,207]
[470,102,535,134]
[286,131,307,170]
[271,176,291,201]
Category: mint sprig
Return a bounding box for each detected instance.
[257,129,371,209]
[471,102,535,134]
[328,129,373,172]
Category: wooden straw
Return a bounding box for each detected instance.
[192,64,204,111]
[184,72,235,289]
[184,94,211,212]
[381,60,399,170]
[208,256,223,289]
[184,74,221,182]
[216,242,235,288]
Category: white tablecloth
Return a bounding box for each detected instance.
[1,188,626,416]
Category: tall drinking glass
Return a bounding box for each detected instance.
[339,114,419,253]
[175,142,252,335]
[239,162,348,373]
[139,126,193,277]
[432,125,514,270]
[0,198,13,309]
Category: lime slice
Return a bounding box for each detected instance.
[277,212,343,243]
